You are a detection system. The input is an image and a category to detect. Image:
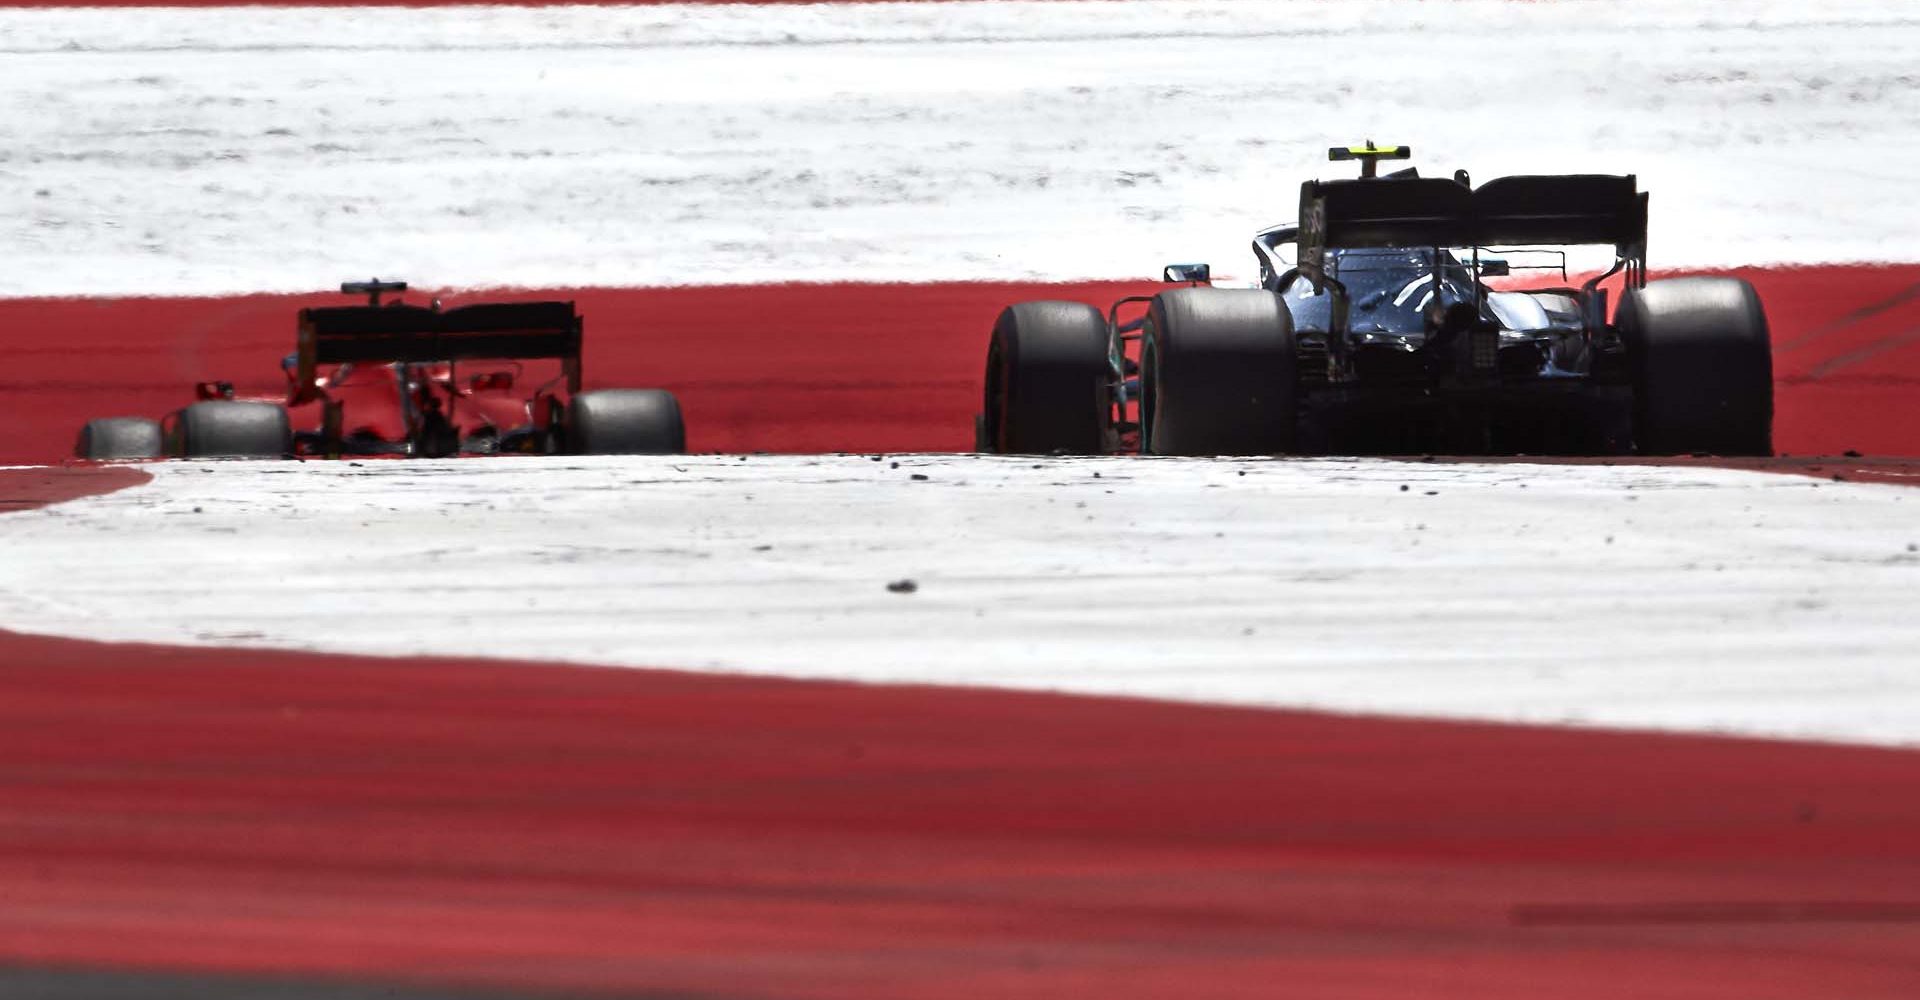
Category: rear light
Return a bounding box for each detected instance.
[1470,330,1499,371]
[195,380,235,400]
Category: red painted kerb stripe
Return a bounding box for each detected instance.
[3,629,1919,998]
[5,266,1920,464]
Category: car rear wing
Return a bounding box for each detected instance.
[294,301,583,399]
[1297,173,1648,283]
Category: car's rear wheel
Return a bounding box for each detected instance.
[75,417,163,460]
[1619,277,1773,456]
[1141,287,1297,456]
[171,401,291,458]
[982,301,1110,454]
[566,389,686,454]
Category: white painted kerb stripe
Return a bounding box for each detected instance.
[2,455,1916,747]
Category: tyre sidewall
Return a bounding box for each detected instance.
[1144,287,1297,456]
[174,402,291,458]
[986,301,1109,454]
[1621,277,1773,456]
[567,389,686,455]
[76,417,164,460]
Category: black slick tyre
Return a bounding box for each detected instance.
[1141,287,1297,456]
[75,417,163,460]
[983,300,1109,454]
[566,389,686,454]
[1618,277,1773,456]
[172,401,291,458]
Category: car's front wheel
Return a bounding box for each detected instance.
[171,401,292,458]
[981,300,1110,454]
[565,389,686,454]
[75,417,163,460]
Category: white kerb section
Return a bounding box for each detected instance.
[2,455,1916,746]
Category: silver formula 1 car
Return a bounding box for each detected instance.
[979,143,1772,456]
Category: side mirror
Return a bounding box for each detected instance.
[1479,259,1510,278]
[1163,263,1212,284]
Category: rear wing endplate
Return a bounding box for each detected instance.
[295,301,583,399]
[1298,174,1648,282]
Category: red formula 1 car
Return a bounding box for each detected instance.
[76,280,686,460]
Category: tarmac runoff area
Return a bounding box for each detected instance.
[4,453,1918,748]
